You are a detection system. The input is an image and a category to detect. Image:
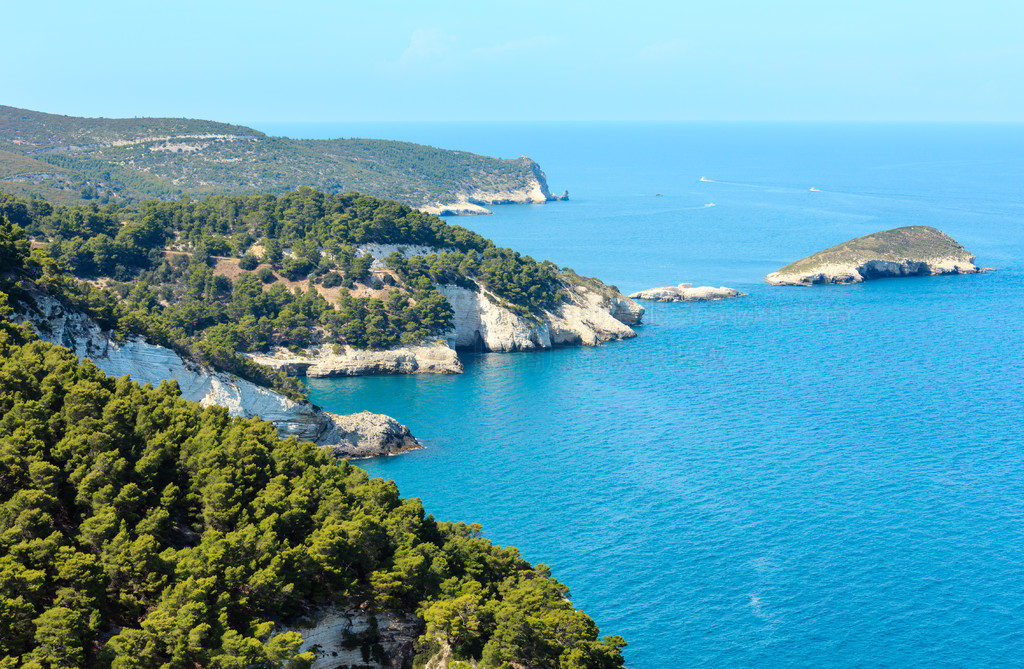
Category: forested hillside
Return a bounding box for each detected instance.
[0,188,587,395]
[0,106,554,209]
[0,325,626,668]
[0,216,627,668]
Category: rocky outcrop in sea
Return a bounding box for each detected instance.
[629,283,743,302]
[766,225,992,286]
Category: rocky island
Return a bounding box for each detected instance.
[766,225,991,286]
[629,283,743,301]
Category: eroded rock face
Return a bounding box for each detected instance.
[629,283,743,302]
[322,411,421,460]
[22,292,420,459]
[437,280,642,352]
[282,608,422,669]
[420,158,559,215]
[250,340,462,377]
[765,225,991,286]
[607,294,645,324]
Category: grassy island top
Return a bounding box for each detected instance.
[774,225,976,275]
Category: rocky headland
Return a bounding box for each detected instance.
[419,159,569,216]
[629,283,743,302]
[438,278,644,352]
[766,225,992,286]
[0,105,562,214]
[249,276,643,379]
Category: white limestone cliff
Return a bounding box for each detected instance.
[281,608,421,669]
[21,291,420,459]
[250,340,462,377]
[437,279,643,352]
[419,158,566,216]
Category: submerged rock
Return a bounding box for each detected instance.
[629,283,743,302]
[766,225,992,286]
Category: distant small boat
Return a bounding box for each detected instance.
[655,193,664,197]
[809,187,820,192]
[704,202,715,207]
[700,176,710,182]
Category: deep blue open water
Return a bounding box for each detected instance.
[259,122,1024,668]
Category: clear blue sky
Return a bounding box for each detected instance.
[3,0,1021,122]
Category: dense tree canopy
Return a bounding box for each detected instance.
[0,329,625,668]
[0,188,571,380]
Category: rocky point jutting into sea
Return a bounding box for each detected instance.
[766,225,992,286]
[250,249,645,377]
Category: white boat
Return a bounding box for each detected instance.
[809,187,820,192]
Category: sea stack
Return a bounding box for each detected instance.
[766,225,991,286]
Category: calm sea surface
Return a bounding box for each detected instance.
[257,122,1024,668]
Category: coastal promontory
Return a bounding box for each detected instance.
[766,225,990,286]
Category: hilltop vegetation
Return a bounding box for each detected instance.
[0,106,552,208]
[0,187,584,395]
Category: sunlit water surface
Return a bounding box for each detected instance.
[257,122,1024,668]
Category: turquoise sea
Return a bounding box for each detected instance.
[257,122,1024,668]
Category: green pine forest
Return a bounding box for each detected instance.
[0,199,627,665]
[0,187,592,400]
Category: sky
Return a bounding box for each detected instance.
[3,0,1022,123]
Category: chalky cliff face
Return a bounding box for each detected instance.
[438,278,643,352]
[20,290,420,459]
[419,157,568,216]
[766,225,989,286]
[250,276,644,375]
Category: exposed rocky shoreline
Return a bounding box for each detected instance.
[419,160,568,216]
[250,340,463,377]
[21,291,421,460]
[438,279,643,352]
[766,225,992,286]
[629,283,743,302]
